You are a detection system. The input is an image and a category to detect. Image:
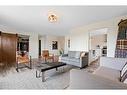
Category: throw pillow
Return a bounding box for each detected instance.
[80,52,85,57]
[68,51,76,58]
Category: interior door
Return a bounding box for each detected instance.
[1,32,17,67]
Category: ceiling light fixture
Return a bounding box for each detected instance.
[48,11,58,23]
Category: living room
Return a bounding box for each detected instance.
[1,4,127,93]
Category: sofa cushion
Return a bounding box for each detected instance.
[93,66,120,82]
[68,51,81,58]
[68,51,76,58]
[60,56,80,63]
[60,57,70,61]
[75,51,81,58]
[69,58,80,63]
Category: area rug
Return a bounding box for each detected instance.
[0,66,71,89]
[0,59,99,89]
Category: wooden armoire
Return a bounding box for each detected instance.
[0,32,17,70]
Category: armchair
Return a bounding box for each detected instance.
[16,51,32,72]
[42,50,54,62]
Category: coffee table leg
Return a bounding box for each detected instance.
[36,70,41,78]
[42,72,45,82]
[36,71,38,78]
[56,67,58,71]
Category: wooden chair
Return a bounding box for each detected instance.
[42,50,54,62]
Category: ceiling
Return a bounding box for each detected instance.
[90,28,108,37]
[0,6,127,36]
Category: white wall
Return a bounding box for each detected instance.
[0,25,39,58]
[58,37,65,51]
[40,35,65,55]
[69,28,89,52]
[64,36,70,54]
[29,32,38,58]
[107,28,118,57]
[39,35,45,51]
[67,15,127,57]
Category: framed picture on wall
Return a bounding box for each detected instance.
[52,41,58,50]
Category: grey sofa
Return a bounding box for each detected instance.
[59,51,89,68]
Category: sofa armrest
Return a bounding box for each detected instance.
[100,57,127,70]
[80,53,89,67]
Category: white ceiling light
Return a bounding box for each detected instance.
[48,14,57,23]
[48,10,58,23]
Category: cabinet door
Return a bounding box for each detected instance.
[1,33,17,67]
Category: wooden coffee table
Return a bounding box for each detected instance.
[35,62,66,82]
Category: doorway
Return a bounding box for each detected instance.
[89,28,108,64]
[39,40,41,57]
